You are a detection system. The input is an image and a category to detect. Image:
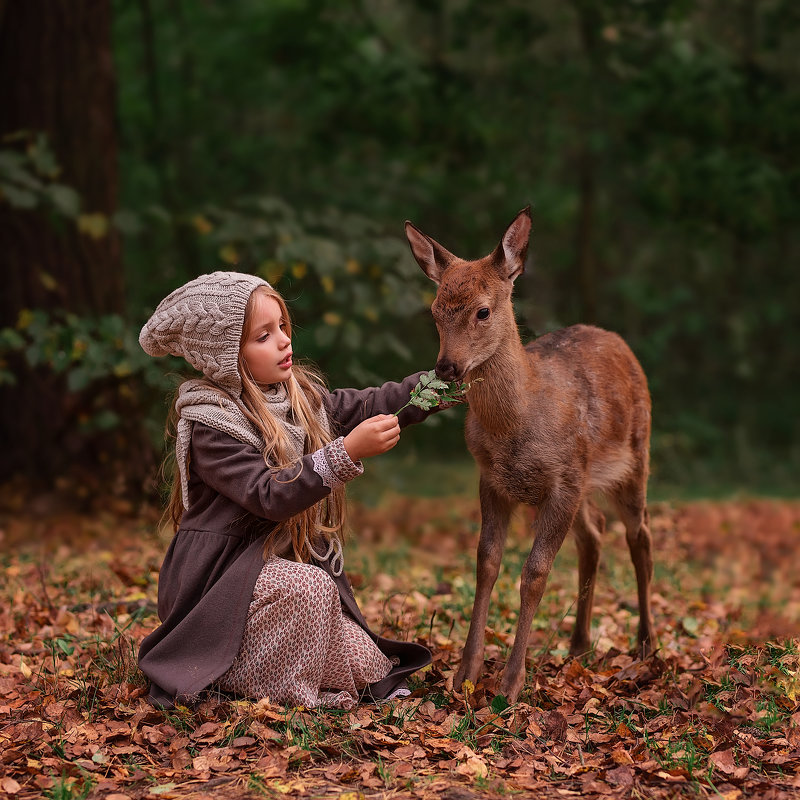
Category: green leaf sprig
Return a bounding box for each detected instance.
[394,369,482,415]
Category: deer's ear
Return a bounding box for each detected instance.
[405,221,455,284]
[499,206,531,281]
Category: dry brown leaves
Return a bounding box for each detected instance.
[0,496,798,799]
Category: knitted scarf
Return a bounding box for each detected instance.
[174,379,343,572]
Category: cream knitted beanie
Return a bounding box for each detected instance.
[139,271,270,395]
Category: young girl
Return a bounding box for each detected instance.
[138,270,437,710]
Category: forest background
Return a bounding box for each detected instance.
[2,0,799,503]
[1,3,800,799]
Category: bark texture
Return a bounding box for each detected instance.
[0,1,125,488]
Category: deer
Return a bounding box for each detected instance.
[404,207,655,702]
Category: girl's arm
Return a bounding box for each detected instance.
[324,371,437,436]
[189,424,362,521]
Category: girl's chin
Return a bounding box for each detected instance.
[256,373,290,389]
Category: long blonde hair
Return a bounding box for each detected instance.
[164,284,346,563]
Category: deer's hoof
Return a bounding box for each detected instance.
[498,670,524,704]
[569,637,592,658]
[454,659,483,692]
[638,636,655,660]
[453,669,472,691]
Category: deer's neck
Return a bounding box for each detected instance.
[467,326,531,435]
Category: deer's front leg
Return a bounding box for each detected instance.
[455,477,514,690]
[499,490,580,702]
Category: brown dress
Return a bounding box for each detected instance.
[138,375,433,709]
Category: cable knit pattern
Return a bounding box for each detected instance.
[139,271,269,395]
[174,380,264,510]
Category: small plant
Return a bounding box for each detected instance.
[247,773,271,797]
[86,607,148,687]
[752,696,787,735]
[380,698,420,728]
[278,707,335,757]
[163,707,198,735]
[644,728,712,779]
[46,773,95,800]
[394,369,481,415]
[223,719,252,745]
[44,635,75,675]
[376,753,395,787]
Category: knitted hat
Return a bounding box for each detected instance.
[139,271,271,395]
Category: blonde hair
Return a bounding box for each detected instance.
[164,284,346,563]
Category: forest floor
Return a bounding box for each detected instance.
[1,492,799,799]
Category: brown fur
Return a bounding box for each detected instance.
[406,208,655,702]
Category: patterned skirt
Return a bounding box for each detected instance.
[217,557,392,709]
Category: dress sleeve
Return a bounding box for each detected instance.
[324,371,436,436]
[189,424,363,521]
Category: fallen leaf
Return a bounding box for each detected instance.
[270,780,306,794]
[1,776,21,795]
[710,749,736,774]
[456,755,489,780]
[149,783,178,796]
[605,765,634,787]
[610,748,634,765]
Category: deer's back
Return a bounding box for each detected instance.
[466,324,650,504]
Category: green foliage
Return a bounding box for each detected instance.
[185,196,432,385]
[394,370,480,415]
[106,0,800,489]
[0,132,79,216]
[4,0,800,491]
[46,774,94,800]
[0,307,182,446]
[4,310,147,390]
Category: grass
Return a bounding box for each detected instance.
[246,773,272,796]
[46,774,95,800]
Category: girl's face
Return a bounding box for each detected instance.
[241,293,292,386]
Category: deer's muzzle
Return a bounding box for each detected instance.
[435,357,463,383]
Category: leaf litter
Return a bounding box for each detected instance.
[0,496,798,799]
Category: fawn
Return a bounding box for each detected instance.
[405,207,655,702]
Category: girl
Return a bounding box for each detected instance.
[138,270,437,710]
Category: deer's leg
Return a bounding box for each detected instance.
[454,477,514,689]
[613,479,655,657]
[569,498,605,657]
[499,489,581,702]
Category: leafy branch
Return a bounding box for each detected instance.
[394,369,481,415]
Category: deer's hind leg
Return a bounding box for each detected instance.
[570,497,605,657]
[612,475,655,658]
[455,476,515,689]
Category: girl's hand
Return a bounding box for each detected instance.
[343,414,401,461]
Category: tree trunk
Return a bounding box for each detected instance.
[0,0,123,319]
[0,1,143,499]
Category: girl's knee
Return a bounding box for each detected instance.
[291,562,338,606]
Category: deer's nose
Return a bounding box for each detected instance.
[435,358,461,382]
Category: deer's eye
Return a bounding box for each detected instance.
[476,307,490,321]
